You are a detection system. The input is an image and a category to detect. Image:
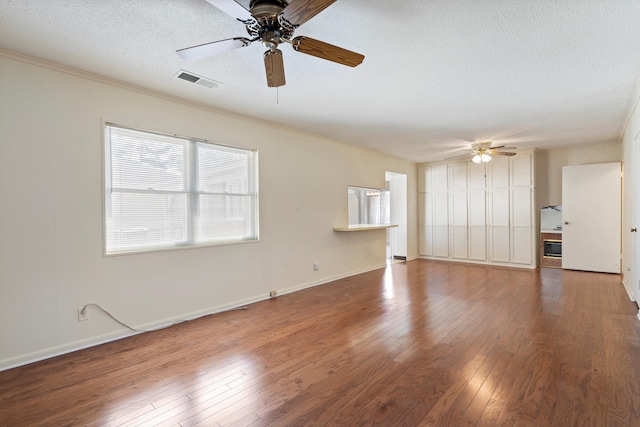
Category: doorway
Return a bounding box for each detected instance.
[385,171,408,264]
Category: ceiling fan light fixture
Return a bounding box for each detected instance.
[472,152,492,163]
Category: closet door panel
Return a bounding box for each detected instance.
[468,163,486,189]
[489,188,510,263]
[433,192,448,225]
[468,189,486,261]
[469,226,487,260]
[418,193,430,226]
[434,226,449,257]
[451,226,468,259]
[451,191,467,225]
[433,164,448,191]
[512,226,532,265]
[450,162,468,190]
[418,166,430,193]
[419,225,433,256]
[511,188,532,227]
[491,227,510,263]
[511,153,533,187]
[468,190,486,226]
[489,156,510,188]
[489,188,510,226]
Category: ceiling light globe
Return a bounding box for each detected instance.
[472,154,482,164]
[481,153,492,163]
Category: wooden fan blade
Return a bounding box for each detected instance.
[292,36,364,67]
[490,151,517,156]
[177,37,252,61]
[281,0,336,27]
[264,49,286,87]
[204,0,254,23]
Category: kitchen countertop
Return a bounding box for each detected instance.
[541,229,563,234]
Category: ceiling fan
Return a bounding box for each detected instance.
[176,0,365,87]
[446,141,517,164]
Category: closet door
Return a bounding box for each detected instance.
[449,162,468,259]
[510,153,534,265]
[432,164,449,258]
[467,162,487,260]
[511,187,533,264]
[418,166,433,256]
[488,157,510,263]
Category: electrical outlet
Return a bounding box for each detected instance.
[78,307,89,322]
[313,262,320,271]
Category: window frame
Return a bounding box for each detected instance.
[103,123,259,256]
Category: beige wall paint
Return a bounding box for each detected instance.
[536,141,622,207]
[0,54,418,369]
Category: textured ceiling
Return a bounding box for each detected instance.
[1,0,639,162]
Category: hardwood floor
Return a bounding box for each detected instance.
[1,260,640,426]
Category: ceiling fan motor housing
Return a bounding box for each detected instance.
[250,0,288,18]
[246,0,294,49]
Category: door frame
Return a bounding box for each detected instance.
[385,171,408,261]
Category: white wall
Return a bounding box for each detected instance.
[0,53,418,370]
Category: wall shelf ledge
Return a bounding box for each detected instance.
[333,224,398,232]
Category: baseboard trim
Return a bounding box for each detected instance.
[275,263,388,297]
[417,256,537,270]
[0,263,389,372]
[0,294,269,372]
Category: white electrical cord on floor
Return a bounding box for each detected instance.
[79,303,248,333]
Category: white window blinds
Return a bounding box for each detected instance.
[104,124,258,254]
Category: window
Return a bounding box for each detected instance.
[104,124,258,254]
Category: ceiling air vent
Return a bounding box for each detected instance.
[174,70,220,89]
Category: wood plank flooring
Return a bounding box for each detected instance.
[1,259,640,426]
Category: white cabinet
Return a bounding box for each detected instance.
[418,151,536,268]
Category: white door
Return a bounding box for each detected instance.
[631,133,640,301]
[562,162,621,273]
